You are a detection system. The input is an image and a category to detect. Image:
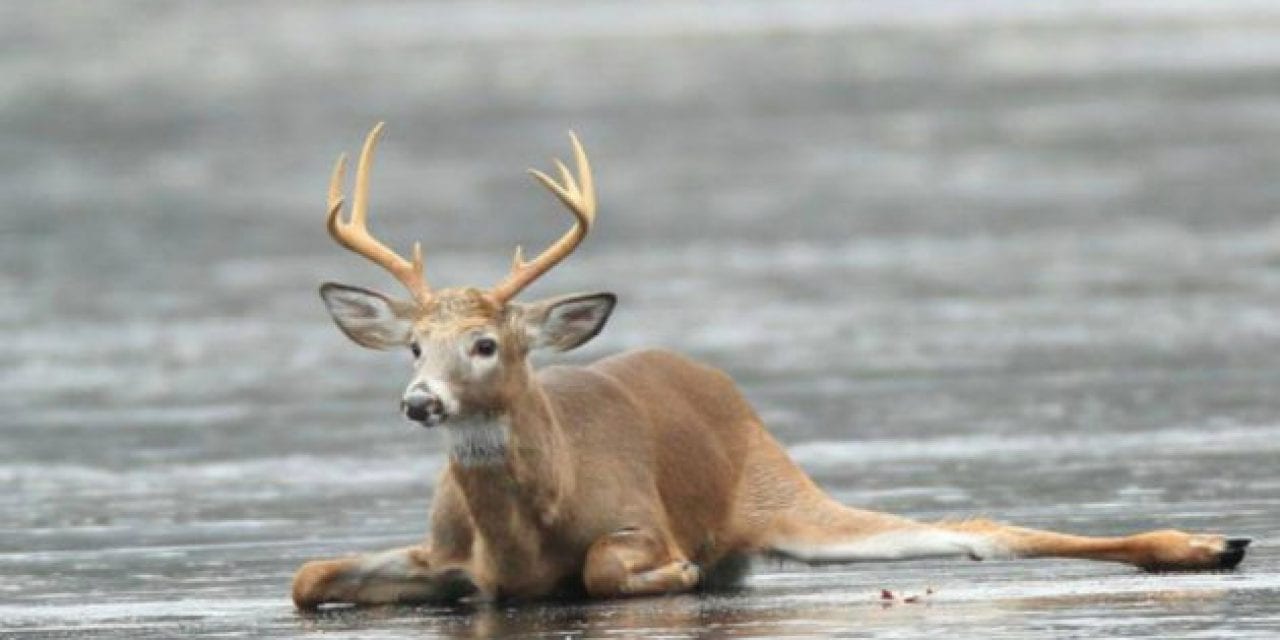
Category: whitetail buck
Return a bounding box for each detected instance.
[292,123,1250,609]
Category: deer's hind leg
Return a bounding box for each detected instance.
[762,495,1249,571]
[583,527,701,598]
[936,519,1250,571]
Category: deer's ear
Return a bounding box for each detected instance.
[520,292,616,352]
[319,283,416,350]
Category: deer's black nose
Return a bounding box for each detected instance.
[402,387,445,425]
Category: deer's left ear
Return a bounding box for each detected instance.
[519,292,617,352]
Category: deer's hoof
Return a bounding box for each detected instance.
[1217,537,1251,570]
[1135,531,1252,572]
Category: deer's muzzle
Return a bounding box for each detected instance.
[402,386,446,427]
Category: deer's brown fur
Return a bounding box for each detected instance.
[291,124,1248,610]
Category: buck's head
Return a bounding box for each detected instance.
[318,123,615,427]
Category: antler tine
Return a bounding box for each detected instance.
[489,131,596,304]
[326,122,432,306]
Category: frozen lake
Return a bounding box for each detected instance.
[3,2,1279,637]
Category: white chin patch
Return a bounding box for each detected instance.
[443,417,509,467]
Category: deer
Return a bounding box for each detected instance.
[291,122,1250,609]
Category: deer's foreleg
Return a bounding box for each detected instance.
[291,545,475,609]
[583,528,701,597]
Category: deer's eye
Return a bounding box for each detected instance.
[410,341,421,358]
[473,337,498,358]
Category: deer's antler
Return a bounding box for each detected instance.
[489,132,596,304]
[326,122,432,306]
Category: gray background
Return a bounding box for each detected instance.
[3,1,1279,637]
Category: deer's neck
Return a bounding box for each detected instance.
[447,378,575,534]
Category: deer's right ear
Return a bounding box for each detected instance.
[319,283,416,350]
